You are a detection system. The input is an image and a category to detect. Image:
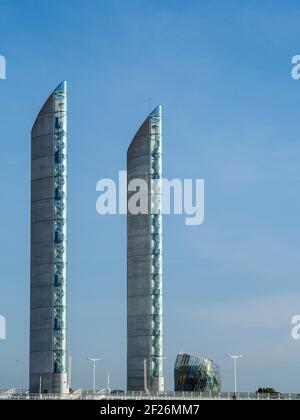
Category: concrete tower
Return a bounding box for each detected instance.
[30,82,68,394]
[127,106,164,392]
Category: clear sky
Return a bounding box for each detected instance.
[1,0,300,393]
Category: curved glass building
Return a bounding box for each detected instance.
[127,106,164,392]
[30,82,68,394]
[174,353,221,393]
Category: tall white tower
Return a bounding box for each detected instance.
[30,82,68,394]
[127,106,164,392]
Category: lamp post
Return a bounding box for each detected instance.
[87,357,101,395]
[107,371,110,392]
[228,355,243,397]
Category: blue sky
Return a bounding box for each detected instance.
[1,0,300,392]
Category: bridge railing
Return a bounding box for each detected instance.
[0,390,299,400]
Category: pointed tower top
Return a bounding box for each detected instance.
[54,81,67,94]
[150,105,162,118]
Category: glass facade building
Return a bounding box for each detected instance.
[174,353,221,393]
[30,82,68,394]
[127,106,164,392]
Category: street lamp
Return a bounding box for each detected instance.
[228,355,243,397]
[107,371,110,392]
[87,357,101,395]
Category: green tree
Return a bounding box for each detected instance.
[256,387,278,394]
